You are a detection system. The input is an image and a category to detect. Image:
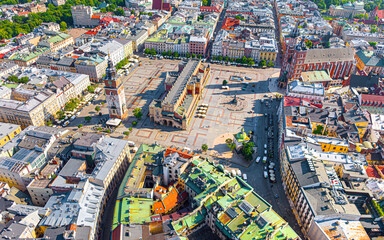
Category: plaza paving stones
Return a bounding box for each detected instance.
[105,59,279,153]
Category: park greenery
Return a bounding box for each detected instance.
[0,0,127,40]
[212,55,256,66]
[7,75,29,84]
[116,57,130,70]
[87,84,98,93]
[313,0,384,11]
[64,98,80,112]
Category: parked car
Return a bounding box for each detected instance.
[255,156,261,163]
[264,171,268,179]
[243,174,247,181]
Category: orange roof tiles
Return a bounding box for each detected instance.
[366,166,382,178]
[153,187,180,214]
[221,17,239,31]
[164,147,194,159]
[91,15,101,19]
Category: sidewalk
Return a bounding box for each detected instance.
[268,72,285,94]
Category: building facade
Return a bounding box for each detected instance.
[280,38,355,87]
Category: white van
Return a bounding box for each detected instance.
[255,156,261,163]
[243,174,247,181]
[262,156,267,163]
[231,169,237,177]
[264,144,267,149]
[237,169,241,176]
[127,141,135,147]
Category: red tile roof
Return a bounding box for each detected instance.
[366,166,381,178]
[153,187,179,214]
[18,11,30,16]
[221,17,239,31]
[284,96,323,108]
[164,147,195,159]
[361,94,384,107]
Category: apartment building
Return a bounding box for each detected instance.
[38,32,74,52]
[0,90,59,128]
[74,55,107,82]
[27,160,61,206]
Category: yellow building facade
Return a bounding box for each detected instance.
[0,123,21,148]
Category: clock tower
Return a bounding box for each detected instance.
[103,57,128,120]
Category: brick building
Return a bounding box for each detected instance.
[280,38,355,87]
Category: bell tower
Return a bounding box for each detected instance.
[103,57,128,120]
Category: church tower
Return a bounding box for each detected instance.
[103,57,128,120]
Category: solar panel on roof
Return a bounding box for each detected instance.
[226,207,238,219]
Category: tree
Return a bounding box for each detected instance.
[197,54,202,59]
[242,142,255,161]
[6,75,19,83]
[173,51,179,57]
[217,55,223,61]
[202,144,208,152]
[212,56,217,61]
[222,79,228,86]
[186,52,191,58]
[259,59,266,67]
[267,61,274,67]
[224,56,230,62]
[132,121,138,126]
[375,16,379,22]
[106,129,111,133]
[19,77,29,83]
[144,48,150,54]
[313,125,324,135]
[114,8,125,16]
[150,48,157,56]
[78,124,83,128]
[162,51,167,56]
[371,28,378,33]
[248,60,255,66]
[123,131,130,136]
[133,107,143,120]
[305,40,313,49]
[192,53,196,58]
[101,102,105,105]
[95,106,100,112]
[369,41,377,47]
[87,85,96,93]
[85,116,92,122]
[241,56,248,64]
[225,138,233,144]
[148,12,153,17]
[131,10,135,14]
[60,21,67,31]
